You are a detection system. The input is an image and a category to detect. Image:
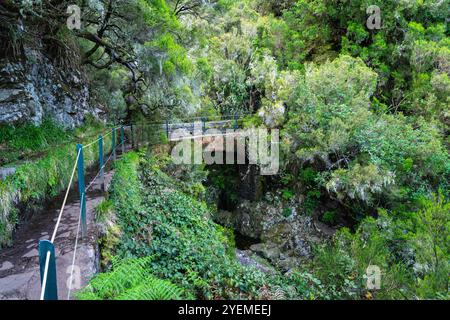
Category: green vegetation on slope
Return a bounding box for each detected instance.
[309,195,449,299]
[78,257,188,300]
[92,151,366,300]
[93,150,448,300]
[0,118,70,166]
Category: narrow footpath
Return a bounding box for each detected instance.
[0,147,126,300]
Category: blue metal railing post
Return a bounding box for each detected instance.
[234,113,239,130]
[165,119,169,140]
[99,135,105,192]
[112,128,116,162]
[38,240,58,300]
[76,144,87,237]
[121,126,125,154]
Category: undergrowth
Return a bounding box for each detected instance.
[100,151,272,299]
[77,257,188,300]
[0,118,69,166]
[95,150,329,300]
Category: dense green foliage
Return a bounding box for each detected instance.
[281,55,448,216]
[114,0,448,300]
[0,118,70,166]
[262,0,449,116]
[92,148,448,300]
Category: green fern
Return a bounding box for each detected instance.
[115,277,185,300]
[77,257,186,300]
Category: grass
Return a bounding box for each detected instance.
[0,118,70,166]
[0,118,115,248]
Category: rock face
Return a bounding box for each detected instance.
[0,35,97,128]
[235,249,274,274]
[215,193,332,272]
[0,167,16,181]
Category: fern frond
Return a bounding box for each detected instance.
[77,257,186,300]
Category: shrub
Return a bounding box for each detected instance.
[105,152,277,299]
[321,210,338,225]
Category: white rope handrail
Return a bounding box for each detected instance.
[67,192,84,300]
[103,130,113,138]
[39,130,134,300]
